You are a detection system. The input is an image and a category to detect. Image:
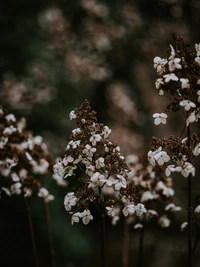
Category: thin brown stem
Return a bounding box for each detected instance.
[23,196,39,267]
[187,123,193,267]
[192,232,200,255]
[43,201,56,267]
[138,227,144,267]
[99,187,105,267]
[122,219,130,267]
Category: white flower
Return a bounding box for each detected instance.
[89,172,109,188]
[106,206,115,217]
[156,181,174,197]
[32,159,49,174]
[168,57,182,72]
[163,73,178,83]
[53,162,64,177]
[195,43,200,57]
[72,128,81,134]
[181,162,195,178]
[186,112,196,126]
[197,90,200,103]
[5,114,16,122]
[73,155,82,165]
[181,222,188,231]
[180,78,190,89]
[194,205,200,213]
[102,126,111,138]
[153,57,167,68]
[154,151,170,166]
[158,215,170,228]
[83,144,96,158]
[122,204,136,217]
[165,203,181,212]
[112,216,120,225]
[153,113,167,125]
[38,187,49,198]
[135,203,147,216]
[11,172,20,182]
[113,175,126,190]
[37,187,54,202]
[95,157,105,169]
[165,165,182,177]
[85,164,95,177]
[69,110,76,120]
[195,57,200,66]
[146,210,158,218]
[81,209,94,225]
[63,156,74,166]
[66,140,81,149]
[44,194,55,203]
[147,147,162,166]
[153,57,168,75]
[140,191,156,202]
[64,192,79,211]
[11,182,22,195]
[193,143,200,156]
[3,125,17,135]
[179,100,196,111]
[155,78,164,89]
[169,44,175,60]
[134,223,143,229]
[89,134,102,146]
[52,173,68,187]
[71,212,81,225]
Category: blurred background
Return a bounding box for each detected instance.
[1,0,200,266]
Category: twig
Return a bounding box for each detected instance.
[122,219,130,267]
[23,196,39,267]
[187,123,193,267]
[43,201,56,267]
[192,232,200,255]
[99,187,105,267]
[138,227,144,267]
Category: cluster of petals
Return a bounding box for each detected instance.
[64,192,79,211]
[153,57,168,75]
[153,113,167,125]
[181,162,195,178]
[122,203,147,217]
[71,209,93,225]
[179,100,196,111]
[165,165,182,177]
[148,147,170,166]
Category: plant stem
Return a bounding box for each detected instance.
[23,196,39,267]
[101,213,106,267]
[122,219,129,267]
[138,227,144,267]
[99,188,105,267]
[187,124,193,267]
[43,201,56,267]
[192,232,200,255]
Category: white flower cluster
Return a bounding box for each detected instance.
[55,101,130,225]
[122,154,181,229]
[153,41,200,128]
[122,203,147,217]
[148,145,195,179]
[0,107,54,200]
